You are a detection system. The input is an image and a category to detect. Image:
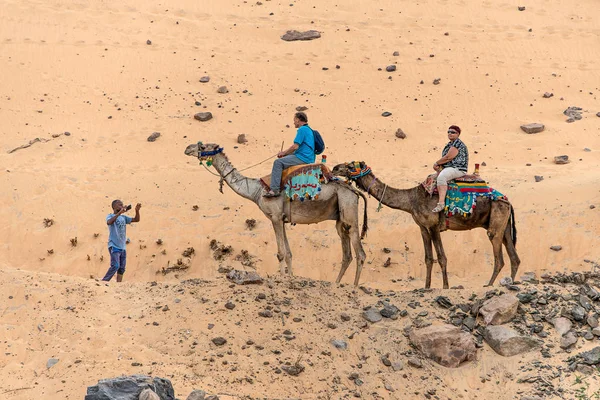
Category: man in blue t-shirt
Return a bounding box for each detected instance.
[264,112,316,197]
[102,199,141,282]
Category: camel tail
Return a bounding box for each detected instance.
[358,190,369,239]
[510,204,517,247]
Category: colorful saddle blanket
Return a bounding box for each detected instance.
[261,164,333,201]
[421,173,507,217]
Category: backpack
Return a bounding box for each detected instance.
[311,128,325,155]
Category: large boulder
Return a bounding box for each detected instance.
[409,324,477,368]
[553,317,572,336]
[85,375,175,400]
[226,270,263,285]
[483,326,540,357]
[479,294,519,325]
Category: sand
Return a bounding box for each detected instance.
[0,0,599,398]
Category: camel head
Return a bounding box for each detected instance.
[332,161,368,179]
[184,142,222,160]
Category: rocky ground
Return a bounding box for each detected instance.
[3,262,600,399]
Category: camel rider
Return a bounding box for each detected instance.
[264,112,316,197]
[431,125,469,213]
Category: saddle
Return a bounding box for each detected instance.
[421,173,486,195]
[260,163,333,190]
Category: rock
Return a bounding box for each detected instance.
[295,106,308,112]
[550,245,562,251]
[391,361,404,371]
[542,92,553,98]
[363,307,382,323]
[194,112,213,122]
[381,111,392,117]
[576,364,595,375]
[409,324,477,368]
[592,327,600,337]
[331,339,348,350]
[258,310,273,318]
[186,390,206,400]
[381,355,392,366]
[281,363,305,376]
[563,106,583,121]
[560,331,578,349]
[380,304,399,319]
[395,128,406,139]
[483,326,540,357]
[585,331,595,340]
[534,175,544,182]
[237,134,248,144]
[479,294,519,325]
[281,30,321,41]
[217,86,228,94]
[340,313,351,322]
[212,337,227,346]
[580,346,600,365]
[85,375,175,400]
[597,112,600,117]
[588,314,599,328]
[580,294,592,310]
[521,272,538,283]
[140,389,160,400]
[226,270,263,285]
[553,155,570,165]
[407,357,423,368]
[147,132,161,142]
[433,78,441,85]
[146,40,152,45]
[463,317,476,331]
[553,317,572,336]
[499,277,513,286]
[200,76,210,83]
[572,305,587,321]
[224,302,235,310]
[47,358,59,369]
[520,123,545,134]
[517,292,535,304]
[518,6,526,11]
[393,51,400,56]
[386,65,396,72]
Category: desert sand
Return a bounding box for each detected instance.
[0,0,599,398]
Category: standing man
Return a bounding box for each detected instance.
[264,112,316,197]
[103,200,141,282]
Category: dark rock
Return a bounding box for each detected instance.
[463,317,476,331]
[200,76,210,83]
[483,326,540,357]
[340,313,351,322]
[520,123,544,134]
[576,364,595,375]
[237,134,248,144]
[435,296,453,309]
[281,30,321,41]
[534,176,544,182]
[580,294,592,311]
[47,358,59,369]
[407,357,423,368]
[550,245,562,251]
[194,112,213,122]
[381,356,392,367]
[363,307,382,323]
[85,375,175,400]
[217,86,228,94]
[580,346,600,365]
[381,111,392,117]
[392,51,400,56]
[224,302,235,310]
[212,337,227,346]
[258,310,273,318]
[296,106,308,111]
[409,324,477,368]
[563,106,583,121]
[433,78,441,85]
[395,128,406,139]
[186,390,206,400]
[553,155,570,165]
[399,309,408,317]
[542,92,553,98]
[560,331,578,349]
[386,65,396,72]
[517,293,535,304]
[572,305,586,321]
[585,331,595,341]
[146,40,152,45]
[226,270,263,285]
[518,6,526,10]
[281,363,305,376]
[331,339,348,350]
[147,132,161,142]
[380,304,399,319]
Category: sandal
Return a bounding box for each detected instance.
[263,190,280,198]
[431,203,445,213]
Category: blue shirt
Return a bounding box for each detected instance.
[293,125,316,164]
[107,214,133,251]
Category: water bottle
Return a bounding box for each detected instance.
[321,155,327,164]
[473,163,480,175]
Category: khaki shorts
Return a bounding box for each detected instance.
[437,167,466,186]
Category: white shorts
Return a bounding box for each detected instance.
[437,167,466,186]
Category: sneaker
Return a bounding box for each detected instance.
[431,203,444,213]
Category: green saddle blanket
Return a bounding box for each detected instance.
[283,165,331,201]
[444,180,507,216]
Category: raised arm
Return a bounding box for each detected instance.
[131,203,142,223]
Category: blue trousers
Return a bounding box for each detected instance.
[270,155,305,192]
[102,248,127,281]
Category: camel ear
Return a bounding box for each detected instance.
[359,161,366,168]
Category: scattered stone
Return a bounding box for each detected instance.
[560,331,578,349]
[572,305,586,321]
[381,111,392,117]
[393,51,400,56]
[409,324,477,368]
[587,314,599,328]
[186,390,207,400]
[553,317,572,336]
[225,302,235,310]
[407,357,423,368]
[433,78,441,85]
[139,388,160,400]
[147,132,161,142]
[386,65,396,72]
[584,331,595,341]
[194,112,213,122]
[85,375,175,400]
[576,364,595,375]
[549,245,562,251]
[363,307,382,323]
[580,346,600,365]
[517,292,535,304]
[542,92,553,98]
[245,218,256,230]
[479,294,519,325]
[212,337,227,346]
[47,358,59,369]
[499,277,513,286]
[380,304,399,319]
[340,313,351,322]
[553,155,570,165]
[534,176,544,182]
[281,363,305,376]
[395,128,406,139]
[217,86,228,94]
[563,106,583,121]
[592,327,600,337]
[518,6,526,11]
[391,361,404,371]
[520,123,545,134]
[331,339,348,350]
[483,326,540,357]
[281,30,321,41]
[381,355,392,367]
[226,270,263,285]
[435,296,453,309]
[146,40,152,45]
[200,76,210,83]
[258,310,273,318]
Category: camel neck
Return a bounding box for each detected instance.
[212,154,263,203]
[357,173,415,213]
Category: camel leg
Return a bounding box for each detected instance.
[419,227,435,289]
[271,220,289,275]
[430,228,449,289]
[334,220,353,284]
[503,226,521,281]
[486,231,505,286]
[350,225,366,287]
[281,223,293,276]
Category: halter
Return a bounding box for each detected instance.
[347,162,372,180]
[196,141,224,167]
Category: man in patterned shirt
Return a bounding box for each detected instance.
[432,125,469,213]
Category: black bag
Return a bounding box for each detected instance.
[311,129,325,155]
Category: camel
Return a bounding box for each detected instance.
[184,142,368,286]
[331,162,520,289]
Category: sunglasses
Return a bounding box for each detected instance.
[447,130,458,134]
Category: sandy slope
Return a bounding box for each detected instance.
[0,0,599,398]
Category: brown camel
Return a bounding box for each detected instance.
[184,142,368,286]
[331,162,520,289]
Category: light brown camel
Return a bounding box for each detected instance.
[331,162,520,289]
[184,142,368,286]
